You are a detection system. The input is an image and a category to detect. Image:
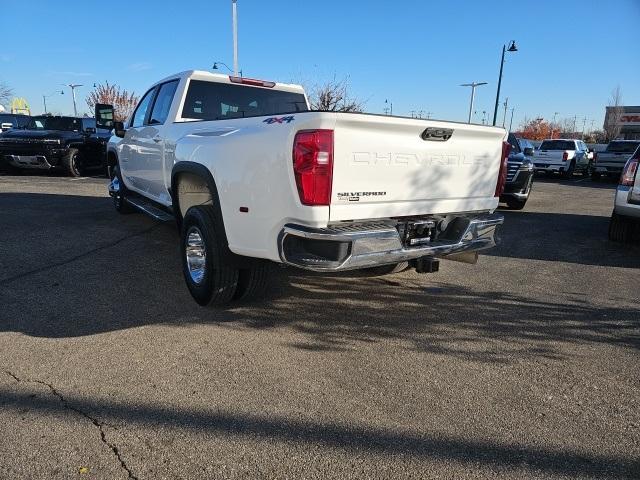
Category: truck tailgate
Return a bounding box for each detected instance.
[534,150,564,164]
[329,114,506,222]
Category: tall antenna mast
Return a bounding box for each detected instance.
[232,0,239,76]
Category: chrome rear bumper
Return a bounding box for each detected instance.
[278,214,503,272]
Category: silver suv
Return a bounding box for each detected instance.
[609,146,640,241]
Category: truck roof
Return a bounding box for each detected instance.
[152,70,306,95]
[541,138,580,142]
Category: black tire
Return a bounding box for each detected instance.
[61,148,82,177]
[181,205,239,306]
[562,160,575,179]
[234,260,273,300]
[110,166,134,214]
[365,262,410,276]
[608,213,631,242]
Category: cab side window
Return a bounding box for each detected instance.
[131,88,156,128]
[149,80,179,125]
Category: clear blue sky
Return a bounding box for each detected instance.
[1,0,638,131]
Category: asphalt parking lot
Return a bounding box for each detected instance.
[0,174,639,479]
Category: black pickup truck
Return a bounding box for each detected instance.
[0,114,112,176]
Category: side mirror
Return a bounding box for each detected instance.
[95,103,115,130]
[85,127,96,134]
[523,147,534,156]
[114,121,126,138]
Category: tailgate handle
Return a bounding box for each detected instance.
[421,127,453,141]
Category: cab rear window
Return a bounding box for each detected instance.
[181,80,308,121]
[540,140,575,151]
[606,141,640,153]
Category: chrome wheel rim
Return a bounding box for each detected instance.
[185,227,207,284]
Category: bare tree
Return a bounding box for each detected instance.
[307,77,364,112]
[85,81,139,122]
[0,81,13,108]
[604,85,624,141]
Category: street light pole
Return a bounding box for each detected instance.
[502,97,509,127]
[232,0,239,77]
[66,84,83,117]
[509,107,515,132]
[460,82,487,124]
[492,41,517,126]
[43,90,64,115]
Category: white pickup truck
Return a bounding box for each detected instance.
[103,70,508,305]
[533,138,590,177]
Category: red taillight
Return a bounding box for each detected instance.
[293,130,334,206]
[229,76,276,88]
[593,152,598,164]
[562,151,569,161]
[620,156,639,186]
[495,141,511,197]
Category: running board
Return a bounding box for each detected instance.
[126,197,174,222]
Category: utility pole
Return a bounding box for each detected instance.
[502,97,509,127]
[509,107,515,132]
[66,84,83,117]
[481,110,487,125]
[232,0,239,76]
[460,82,487,123]
[550,112,560,138]
[581,117,588,140]
[385,99,393,116]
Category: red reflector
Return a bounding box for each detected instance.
[562,151,568,161]
[593,152,598,164]
[495,141,511,197]
[229,76,275,88]
[293,130,334,206]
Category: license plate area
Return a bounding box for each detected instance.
[396,219,437,247]
[17,155,41,165]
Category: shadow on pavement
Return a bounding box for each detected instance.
[0,192,639,362]
[489,210,640,268]
[1,386,638,479]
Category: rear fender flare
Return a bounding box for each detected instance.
[170,162,253,268]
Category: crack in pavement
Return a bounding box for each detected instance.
[4,371,139,480]
[0,224,163,286]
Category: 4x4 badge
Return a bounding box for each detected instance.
[263,116,295,124]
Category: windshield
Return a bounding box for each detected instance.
[26,116,82,132]
[540,140,575,151]
[606,141,640,153]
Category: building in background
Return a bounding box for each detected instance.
[604,106,640,140]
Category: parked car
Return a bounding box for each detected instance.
[533,138,590,177]
[609,146,640,242]
[104,70,509,305]
[592,140,640,180]
[0,113,30,132]
[0,115,111,176]
[501,134,534,209]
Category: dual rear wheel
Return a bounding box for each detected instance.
[180,205,271,306]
